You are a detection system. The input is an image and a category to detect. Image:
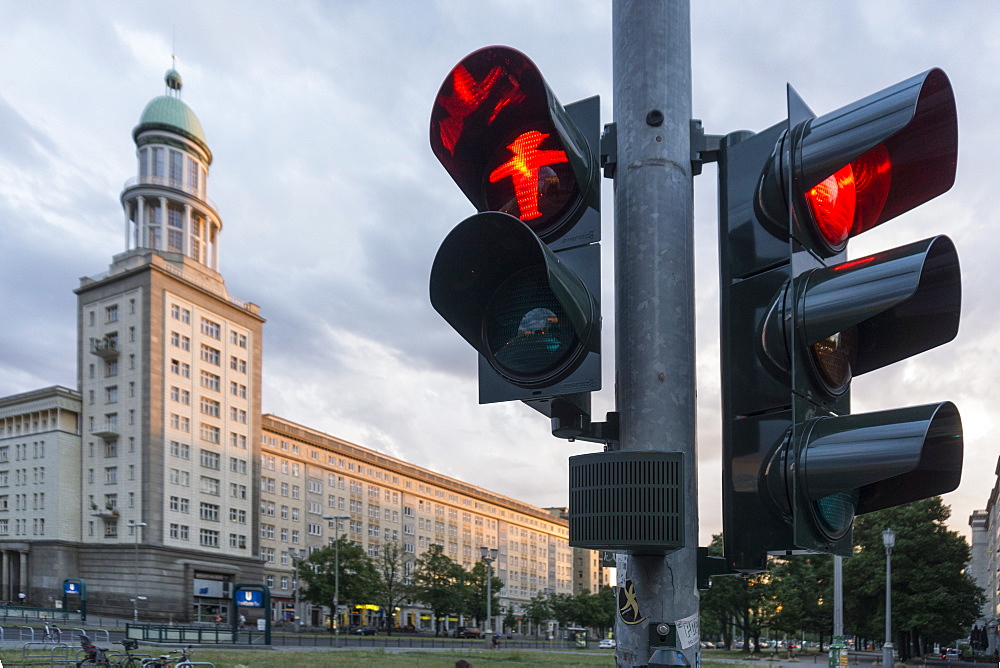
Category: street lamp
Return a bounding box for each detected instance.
[323,514,350,643]
[126,521,146,622]
[480,546,498,635]
[287,548,306,628]
[882,529,896,667]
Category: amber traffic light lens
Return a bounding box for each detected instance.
[811,326,858,393]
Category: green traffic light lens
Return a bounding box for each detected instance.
[483,266,580,384]
[813,490,858,537]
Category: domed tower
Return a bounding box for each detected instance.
[120,67,221,270]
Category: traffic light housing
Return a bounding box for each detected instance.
[429,46,601,414]
[719,68,963,572]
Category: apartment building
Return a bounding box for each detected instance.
[0,66,607,624]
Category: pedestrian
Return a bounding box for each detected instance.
[492,633,501,650]
[214,613,222,626]
[238,614,246,629]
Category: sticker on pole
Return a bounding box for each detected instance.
[675,611,700,649]
[616,579,647,625]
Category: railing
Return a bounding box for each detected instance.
[122,175,219,214]
[127,623,236,645]
[0,606,80,622]
[90,337,119,358]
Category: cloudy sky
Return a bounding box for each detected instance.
[1,1,996,545]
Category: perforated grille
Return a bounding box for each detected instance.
[568,451,684,550]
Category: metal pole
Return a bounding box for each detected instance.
[834,556,843,638]
[127,521,146,622]
[884,545,893,666]
[486,561,492,634]
[335,539,340,643]
[613,1,697,666]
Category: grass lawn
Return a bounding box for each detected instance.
[0,646,764,667]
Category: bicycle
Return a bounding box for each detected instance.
[42,622,62,643]
[76,633,111,666]
[141,645,211,667]
[110,638,149,668]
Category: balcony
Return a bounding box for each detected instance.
[90,336,119,358]
[92,422,119,440]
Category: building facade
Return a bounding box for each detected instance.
[969,456,999,655]
[0,68,606,625]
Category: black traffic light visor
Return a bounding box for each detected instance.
[797,401,963,514]
[757,68,957,253]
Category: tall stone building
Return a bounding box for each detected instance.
[0,68,608,625]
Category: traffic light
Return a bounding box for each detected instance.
[718,68,964,572]
[429,46,601,422]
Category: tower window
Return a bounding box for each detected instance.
[187,156,200,193]
[169,150,182,185]
[152,147,164,178]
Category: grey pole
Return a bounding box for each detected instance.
[882,529,896,666]
[612,1,698,666]
[834,556,843,638]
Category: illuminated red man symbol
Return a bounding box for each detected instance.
[489,130,568,221]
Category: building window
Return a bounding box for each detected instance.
[201,345,220,366]
[106,304,119,323]
[170,359,190,378]
[170,387,190,405]
[230,331,247,348]
[201,476,220,496]
[200,424,220,444]
[200,397,221,418]
[105,359,118,377]
[171,332,191,351]
[170,304,190,323]
[170,441,190,459]
[200,318,221,340]
[169,150,183,185]
[201,371,221,392]
[199,528,219,548]
[230,356,246,373]
[200,450,221,470]
[200,503,220,522]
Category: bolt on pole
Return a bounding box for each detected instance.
[612,0,698,666]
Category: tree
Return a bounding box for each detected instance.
[371,541,414,634]
[769,554,833,650]
[572,587,615,638]
[502,604,518,634]
[844,497,985,659]
[548,592,576,630]
[524,592,551,638]
[298,538,378,620]
[461,560,503,627]
[410,544,465,636]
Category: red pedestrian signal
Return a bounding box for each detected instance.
[429,46,601,419]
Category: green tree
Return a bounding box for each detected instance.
[548,592,576,630]
[769,554,833,649]
[572,587,615,637]
[700,534,745,649]
[461,560,503,627]
[410,543,465,636]
[524,592,551,637]
[502,604,518,634]
[298,538,378,618]
[370,541,414,635]
[844,497,985,659]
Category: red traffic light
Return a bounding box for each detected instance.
[758,68,957,255]
[430,46,598,245]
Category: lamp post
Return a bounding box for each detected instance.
[323,514,350,643]
[126,521,146,622]
[479,546,498,635]
[287,548,306,628]
[882,529,896,667]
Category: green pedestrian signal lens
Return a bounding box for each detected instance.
[484,266,580,382]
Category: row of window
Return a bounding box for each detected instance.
[0,493,44,511]
[165,524,245,550]
[0,518,43,536]
[0,468,45,486]
[0,443,45,462]
[170,307,249,350]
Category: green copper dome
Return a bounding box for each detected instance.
[133,68,211,162]
[134,95,209,155]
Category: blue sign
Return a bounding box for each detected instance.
[64,582,80,595]
[235,589,263,608]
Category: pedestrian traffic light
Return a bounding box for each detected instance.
[429,46,601,419]
[718,68,964,572]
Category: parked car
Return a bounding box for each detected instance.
[941,648,960,661]
[455,627,483,639]
[599,638,617,649]
[352,625,377,635]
